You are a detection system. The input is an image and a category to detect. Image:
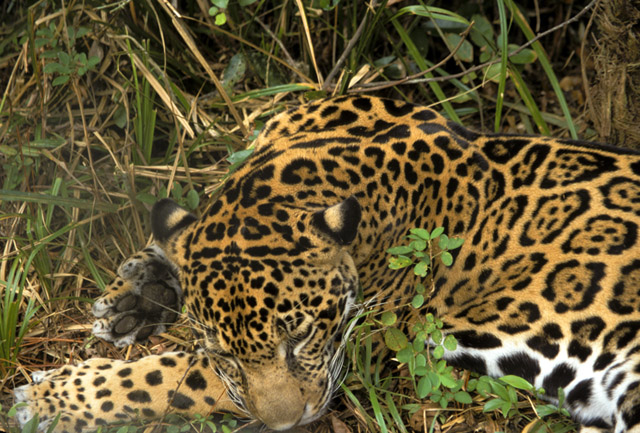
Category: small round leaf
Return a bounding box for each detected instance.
[384,327,408,351]
[441,251,453,266]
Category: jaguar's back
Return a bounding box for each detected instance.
[250,96,640,431]
[15,96,640,433]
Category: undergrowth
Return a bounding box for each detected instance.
[341,228,575,433]
[1,0,596,431]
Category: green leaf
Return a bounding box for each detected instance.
[432,329,442,344]
[52,75,70,86]
[414,365,429,376]
[416,376,433,399]
[433,345,444,359]
[490,381,510,401]
[469,14,495,48]
[535,404,558,418]
[430,227,444,240]
[501,401,513,418]
[114,105,127,128]
[186,189,200,210]
[41,50,60,59]
[429,390,442,404]
[416,283,426,294]
[34,38,51,48]
[387,245,414,255]
[384,327,408,351]
[47,413,63,433]
[413,260,429,277]
[67,26,76,41]
[409,228,430,240]
[171,182,183,199]
[446,237,465,250]
[509,46,537,64]
[454,391,473,404]
[396,346,413,363]
[415,352,426,367]
[239,0,258,5]
[75,26,91,39]
[227,148,254,165]
[466,378,478,392]
[380,311,397,326]
[443,334,457,351]
[223,53,247,89]
[43,63,64,74]
[57,51,70,65]
[483,63,504,83]
[557,386,566,407]
[394,6,470,26]
[500,375,534,391]
[508,386,518,403]
[212,0,228,7]
[483,398,504,413]
[88,55,101,68]
[438,233,449,250]
[215,13,227,26]
[389,256,413,269]
[445,33,473,62]
[22,413,40,433]
[476,378,493,397]
[439,373,459,389]
[208,6,219,15]
[428,371,441,389]
[411,294,424,309]
[136,192,157,205]
[441,251,453,266]
[409,239,426,251]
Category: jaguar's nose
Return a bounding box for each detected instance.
[245,367,305,430]
[255,396,305,431]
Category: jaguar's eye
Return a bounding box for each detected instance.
[292,326,314,356]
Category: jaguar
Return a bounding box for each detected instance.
[14,95,640,432]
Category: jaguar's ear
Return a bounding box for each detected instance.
[311,195,361,245]
[151,198,198,245]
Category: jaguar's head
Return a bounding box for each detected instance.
[151,195,362,430]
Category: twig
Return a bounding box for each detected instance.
[254,17,298,71]
[294,0,323,85]
[322,8,371,92]
[156,0,249,137]
[352,23,474,93]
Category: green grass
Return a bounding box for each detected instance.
[0,1,596,431]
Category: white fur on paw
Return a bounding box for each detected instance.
[92,318,112,339]
[113,333,136,348]
[92,318,136,346]
[118,258,144,280]
[92,297,112,318]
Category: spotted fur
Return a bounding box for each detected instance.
[15,96,640,432]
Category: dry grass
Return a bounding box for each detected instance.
[0,1,600,431]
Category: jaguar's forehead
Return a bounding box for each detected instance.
[176,199,359,357]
